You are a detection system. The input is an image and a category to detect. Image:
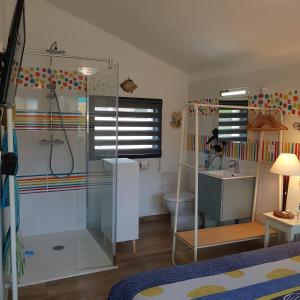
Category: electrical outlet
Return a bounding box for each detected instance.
[268,144,275,154]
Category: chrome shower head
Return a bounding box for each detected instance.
[46,41,66,55]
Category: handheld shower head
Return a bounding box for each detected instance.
[46,41,66,55]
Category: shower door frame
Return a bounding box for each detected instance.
[85,63,119,265]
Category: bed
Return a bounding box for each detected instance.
[108,242,300,300]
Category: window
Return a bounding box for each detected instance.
[218,88,249,143]
[89,96,162,159]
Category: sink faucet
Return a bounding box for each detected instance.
[228,159,240,173]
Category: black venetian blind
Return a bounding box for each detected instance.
[218,96,248,143]
[89,96,162,159]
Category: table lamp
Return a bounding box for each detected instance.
[270,153,300,216]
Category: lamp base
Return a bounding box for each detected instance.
[273,210,294,219]
[282,175,290,212]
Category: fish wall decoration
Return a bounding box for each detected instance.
[120,77,138,93]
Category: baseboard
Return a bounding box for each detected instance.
[139,214,170,223]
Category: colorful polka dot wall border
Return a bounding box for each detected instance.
[16,67,87,92]
[250,90,300,116]
[189,90,300,116]
[16,67,300,115]
[188,98,219,117]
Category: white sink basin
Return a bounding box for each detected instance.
[200,170,255,180]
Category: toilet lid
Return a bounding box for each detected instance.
[163,191,194,203]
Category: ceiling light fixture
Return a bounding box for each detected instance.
[220,89,247,97]
[78,66,98,76]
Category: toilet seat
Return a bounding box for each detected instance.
[163,191,194,203]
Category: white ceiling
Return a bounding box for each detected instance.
[46,0,300,79]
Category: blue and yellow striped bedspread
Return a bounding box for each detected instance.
[108,242,300,300]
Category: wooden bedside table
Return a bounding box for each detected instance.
[263,212,300,247]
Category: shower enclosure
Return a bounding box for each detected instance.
[13,46,118,285]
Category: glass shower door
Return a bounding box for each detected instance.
[85,62,118,265]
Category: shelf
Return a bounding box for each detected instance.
[175,221,277,249]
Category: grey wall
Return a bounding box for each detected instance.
[0,0,5,48]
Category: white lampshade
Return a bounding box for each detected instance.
[270,153,300,176]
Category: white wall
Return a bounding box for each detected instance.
[0,0,6,49]
[190,62,300,96]
[189,65,300,220]
[6,0,189,218]
[0,0,4,40]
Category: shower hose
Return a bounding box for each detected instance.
[48,84,75,178]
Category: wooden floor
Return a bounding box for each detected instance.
[15,219,272,300]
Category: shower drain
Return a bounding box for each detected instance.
[52,245,65,251]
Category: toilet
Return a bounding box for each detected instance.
[163,191,196,231]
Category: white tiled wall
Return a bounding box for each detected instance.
[16,83,88,236]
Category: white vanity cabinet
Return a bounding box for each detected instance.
[103,158,139,247]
